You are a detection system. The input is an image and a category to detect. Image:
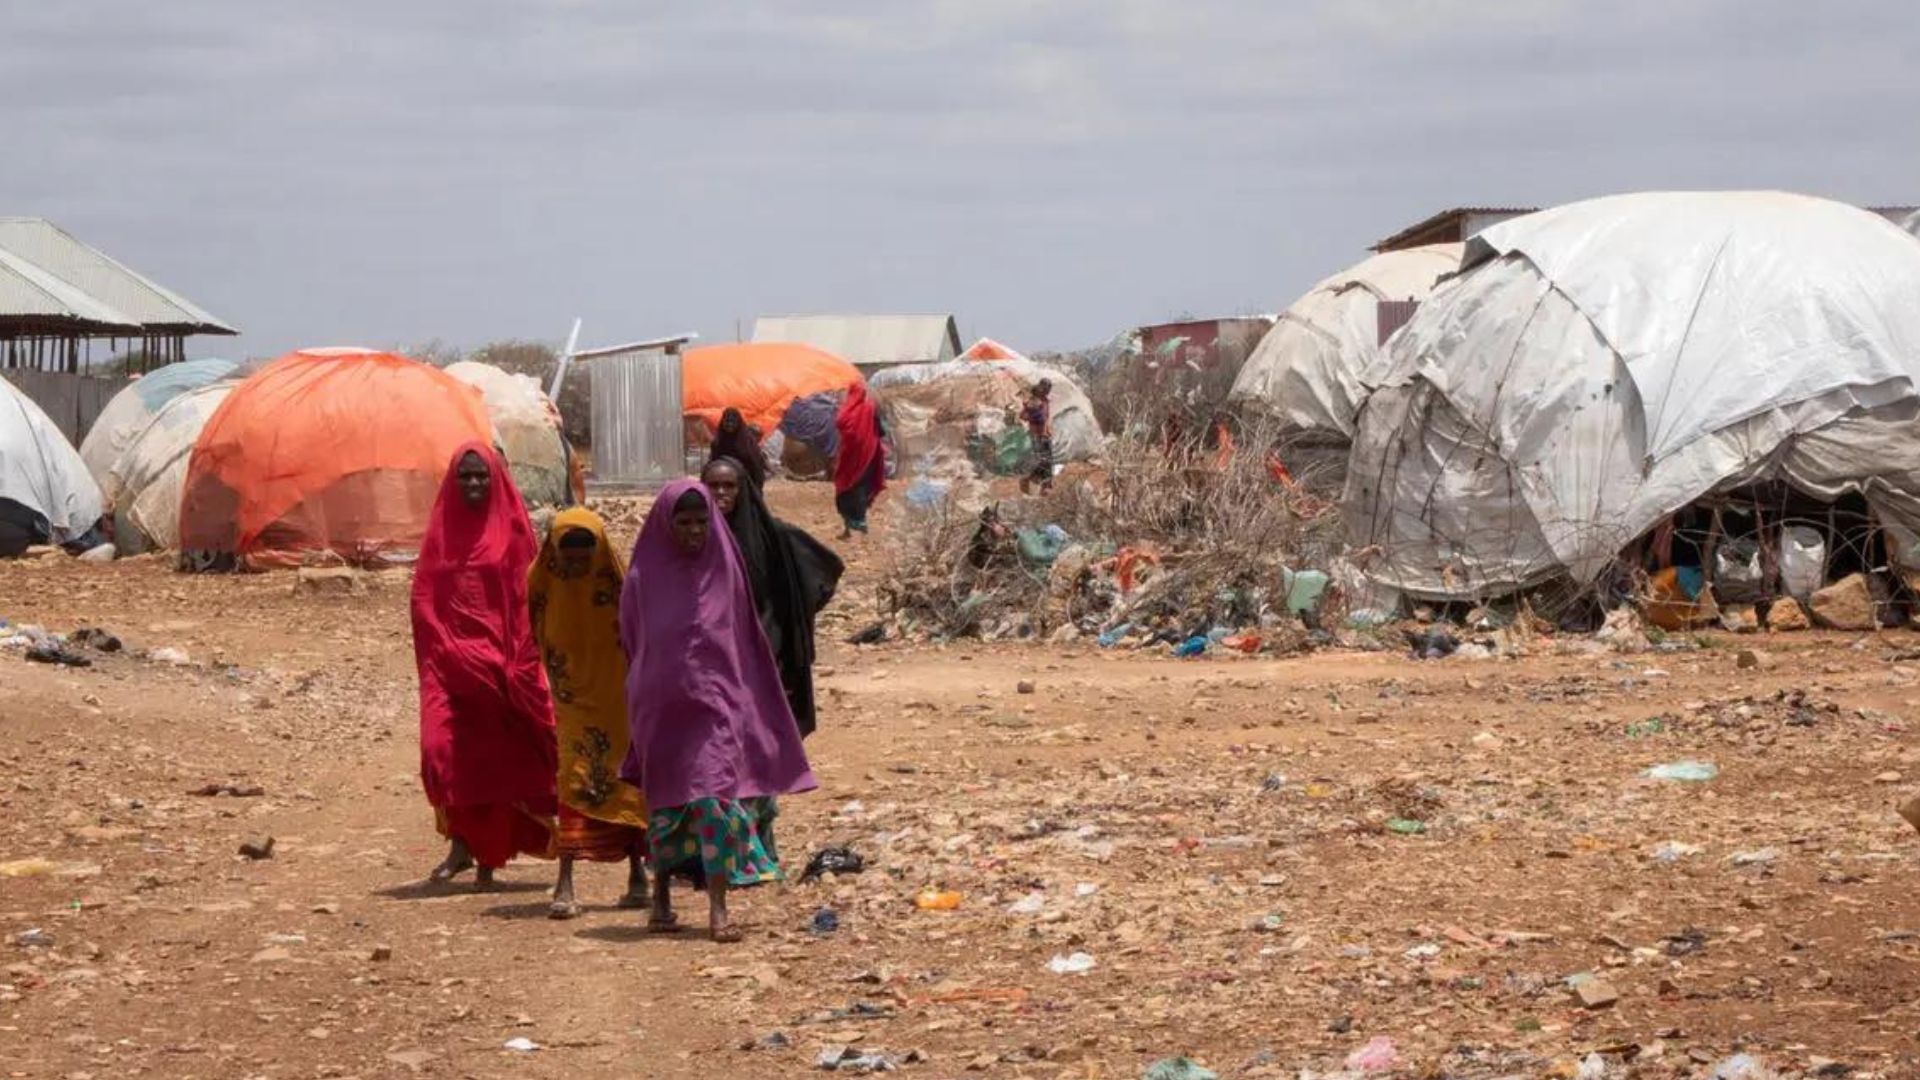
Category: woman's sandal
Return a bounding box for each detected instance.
[709,925,744,944]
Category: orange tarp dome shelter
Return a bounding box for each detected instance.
[683,343,862,437]
[959,338,1029,363]
[179,348,493,570]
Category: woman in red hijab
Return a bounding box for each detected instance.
[412,442,559,887]
[832,382,886,539]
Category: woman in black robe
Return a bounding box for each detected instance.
[707,408,769,488]
[700,457,843,737]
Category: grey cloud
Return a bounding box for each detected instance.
[1,0,1915,358]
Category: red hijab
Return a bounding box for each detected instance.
[833,382,885,497]
[411,441,557,809]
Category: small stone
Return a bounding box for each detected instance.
[238,837,276,860]
[15,928,54,948]
[1876,771,1903,784]
[1810,574,1880,631]
[311,902,341,915]
[369,944,393,962]
[1016,680,1036,695]
[1576,978,1620,1010]
[1899,795,1920,835]
[1765,600,1811,633]
[1735,648,1771,671]
[250,946,291,964]
[296,566,364,594]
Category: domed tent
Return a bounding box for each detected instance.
[105,381,233,554]
[1229,244,1461,442]
[179,348,492,569]
[79,358,238,495]
[682,343,863,438]
[1346,192,1920,602]
[444,360,571,507]
[1,373,105,556]
[868,358,1103,472]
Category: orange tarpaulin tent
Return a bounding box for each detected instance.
[959,338,1028,363]
[179,348,493,569]
[683,343,862,437]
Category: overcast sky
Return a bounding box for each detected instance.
[4,1,1915,360]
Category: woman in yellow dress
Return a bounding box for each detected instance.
[527,508,651,919]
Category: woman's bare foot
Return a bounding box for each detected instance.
[707,876,738,943]
[550,857,578,918]
[428,839,474,883]
[616,854,649,909]
[648,872,677,932]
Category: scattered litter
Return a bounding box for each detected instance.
[1344,1036,1400,1072]
[1709,1053,1777,1080]
[25,642,91,667]
[914,889,962,911]
[1645,760,1719,782]
[148,646,191,665]
[191,782,266,797]
[15,928,54,948]
[502,1037,540,1052]
[1006,892,1046,916]
[1404,627,1458,660]
[800,846,866,882]
[70,627,122,652]
[815,1045,900,1073]
[1650,840,1704,863]
[1385,818,1427,836]
[1730,847,1779,867]
[1047,951,1096,975]
[1142,1058,1219,1080]
[237,836,276,860]
[809,908,841,935]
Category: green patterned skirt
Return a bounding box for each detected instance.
[649,796,781,887]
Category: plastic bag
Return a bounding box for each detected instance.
[1779,525,1826,600]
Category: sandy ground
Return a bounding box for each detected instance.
[6,483,1920,1079]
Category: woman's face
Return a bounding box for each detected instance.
[456,452,491,509]
[671,502,710,555]
[556,532,595,577]
[702,463,742,516]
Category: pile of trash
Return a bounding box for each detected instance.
[876,427,1345,649]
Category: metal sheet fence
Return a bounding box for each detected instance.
[586,345,684,490]
[1,369,130,444]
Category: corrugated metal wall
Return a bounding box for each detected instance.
[1,370,130,444]
[587,346,684,489]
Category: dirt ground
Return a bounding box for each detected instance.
[7,483,1920,1079]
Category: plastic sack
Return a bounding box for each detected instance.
[1779,526,1825,600]
[1712,538,1767,605]
[1016,525,1069,566]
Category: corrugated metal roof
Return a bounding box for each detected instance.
[1371,207,1539,253]
[0,218,236,334]
[752,314,961,367]
[0,247,141,330]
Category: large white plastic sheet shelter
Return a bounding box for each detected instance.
[868,358,1104,463]
[445,361,570,507]
[1345,191,1920,600]
[1230,244,1462,439]
[79,358,236,496]
[1,371,105,549]
[106,381,233,552]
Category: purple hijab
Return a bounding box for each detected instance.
[618,479,816,808]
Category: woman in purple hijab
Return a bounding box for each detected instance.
[619,479,817,942]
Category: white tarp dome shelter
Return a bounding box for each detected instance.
[1230,244,1462,440]
[106,381,233,553]
[868,358,1104,464]
[1346,191,1920,600]
[1,372,105,554]
[444,361,570,507]
[79,358,237,495]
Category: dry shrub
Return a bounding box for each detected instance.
[879,412,1346,643]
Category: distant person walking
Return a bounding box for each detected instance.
[701,456,844,738]
[526,508,650,919]
[1019,378,1055,496]
[412,442,557,888]
[832,383,886,539]
[619,480,817,942]
[707,407,768,488]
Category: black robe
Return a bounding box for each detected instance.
[714,457,843,737]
